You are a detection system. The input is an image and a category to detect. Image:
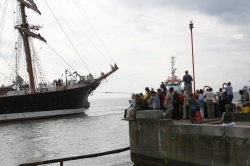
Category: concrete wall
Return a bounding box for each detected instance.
[129,110,250,166]
[234,113,250,121]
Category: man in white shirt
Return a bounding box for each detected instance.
[203,86,214,119]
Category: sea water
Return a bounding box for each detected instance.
[0,98,132,166]
[0,92,242,166]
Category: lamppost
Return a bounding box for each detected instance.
[189,21,196,97]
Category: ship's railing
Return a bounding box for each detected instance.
[2,65,118,96]
[168,76,178,79]
[19,147,130,166]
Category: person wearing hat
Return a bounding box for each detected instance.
[182,70,193,99]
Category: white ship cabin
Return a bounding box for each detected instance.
[164,78,182,94]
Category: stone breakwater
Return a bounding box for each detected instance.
[129,110,250,166]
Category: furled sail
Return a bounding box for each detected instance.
[16,0,41,14]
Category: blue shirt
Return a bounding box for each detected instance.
[153,94,160,109]
[224,86,233,95]
[183,74,193,85]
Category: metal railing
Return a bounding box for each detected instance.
[19,147,130,166]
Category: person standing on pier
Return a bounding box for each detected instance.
[222,82,233,104]
[163,87,174,118]
[157,89,164,110]
[160,82,167,93]
[182,90,190,119]
[216,91,228,116]
[216,88,223,117]
[179,89,185,118]
[188,93,198,123]
[183,70,193,99]
[198,89,205,118]
[172,91,181,120]
[218,88,223,100]
[203,86,214,119]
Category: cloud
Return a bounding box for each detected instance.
[232,34,244,40]
[1,0,250,100]
[123,0,250,24]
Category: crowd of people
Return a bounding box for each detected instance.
[123,70,250,126]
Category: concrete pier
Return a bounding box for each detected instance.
[129,110,250,166]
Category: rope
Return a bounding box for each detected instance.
[75,0,115,63]
[46,43,75,72]
[44,0,90,73]
[95,72,115,89]
[53,0,102,72]
[0,71,13,82]
[95,92,132,94]
[0,30,15,84]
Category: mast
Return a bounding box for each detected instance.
[170,56,177,79]
[20,4,35,91]
[15,0,46,92]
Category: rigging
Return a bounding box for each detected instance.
[44,0,90,73]
[46,43,76,72]
[52,0,103,72]
[75,0,115,63]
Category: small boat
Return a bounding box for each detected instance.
[164,56,182,93]
[0,0,118,122]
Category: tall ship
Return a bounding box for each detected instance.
[0,1,118,122]
[164,56,182,93]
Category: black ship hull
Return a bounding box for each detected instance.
[0,85,93,122]
[0,0,119,123]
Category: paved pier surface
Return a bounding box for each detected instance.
[136,109,250,126]
[173,118,250,126]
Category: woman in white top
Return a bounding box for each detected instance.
[203,86,214,119]
[198,89,205,118]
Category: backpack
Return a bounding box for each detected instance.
[179,93,184,104]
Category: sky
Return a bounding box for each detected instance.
[1,0,250,99]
